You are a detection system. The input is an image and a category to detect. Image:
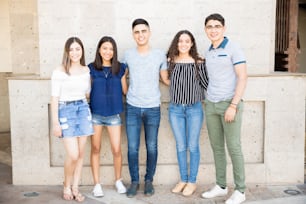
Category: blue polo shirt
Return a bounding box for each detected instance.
[89,63,126,116]
[204,37,246,102]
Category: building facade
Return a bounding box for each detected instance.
[1,0,305,185]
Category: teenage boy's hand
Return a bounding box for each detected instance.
[224,106,236,123]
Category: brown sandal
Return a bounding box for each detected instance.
[72,187,85,202]
[63,186,73,201]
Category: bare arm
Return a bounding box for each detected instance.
[160,70,170,86]
[232,63,248,105]
[224,63,247,122]
[121,69,128,95]
[51,96,62,137]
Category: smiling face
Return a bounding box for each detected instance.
[132,24,151,47]
[177,33,193,56]
[69,42,83,63]
[99,41,113,64]
[205,19,226,45]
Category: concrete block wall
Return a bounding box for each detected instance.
[0,0,12,132]
[0,0,12,73]
[0,74,10,131]
[0,0,39,132]
[8,0,39,74]
[9,75,305,185]
[37,0,276,77]
[7,0,306,186]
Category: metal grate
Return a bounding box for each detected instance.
[275,0,299,72]
[275,0,290,53]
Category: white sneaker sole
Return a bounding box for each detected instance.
[93,192,104,197]
[117,190,127,194]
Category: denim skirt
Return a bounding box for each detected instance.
[58,99,94,138]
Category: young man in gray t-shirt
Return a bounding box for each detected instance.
[123,18,168,198]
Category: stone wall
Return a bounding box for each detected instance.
[0,73,10,131]
[37,0,276,77]
[9,75,306,185]
[7,0,306,185]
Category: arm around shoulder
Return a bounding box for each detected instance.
[160,70,170,86]
[121,69,128,95]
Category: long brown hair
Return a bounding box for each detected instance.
[166,30,202,78]
[61,37,85,74]
[93,36,120,75]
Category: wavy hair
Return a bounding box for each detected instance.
[166,30,202,78]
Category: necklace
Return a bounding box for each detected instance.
[103,68,110,78]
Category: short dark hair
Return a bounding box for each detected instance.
[132,18,150,29]
[204,13,225,26]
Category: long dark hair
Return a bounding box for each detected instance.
[62,37,85,75]
[166,30,202,77]
[93,36,120,75]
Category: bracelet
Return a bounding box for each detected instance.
[229,104,237,109]
[231,102,238,106]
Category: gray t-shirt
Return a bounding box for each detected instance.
[205,37,246,102]
[123,48,167,108]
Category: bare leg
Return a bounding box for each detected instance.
[91,125,103,184]
[107,125,123,180]
[63,137,79,187]
[72,136,88,187]
[63,137,79,200]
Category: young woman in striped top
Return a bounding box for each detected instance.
[165,30,208,196]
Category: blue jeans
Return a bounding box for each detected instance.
[125,103,161,183]
[169,102,203,183]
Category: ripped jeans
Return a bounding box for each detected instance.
[58,99,94,137]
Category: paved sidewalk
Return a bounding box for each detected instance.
[0,158,306,204]
[1,132,306,203]
[0,163,305,204]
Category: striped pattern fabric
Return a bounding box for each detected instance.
[169,62,209,104]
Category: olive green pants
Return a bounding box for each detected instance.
[204,99,246,192]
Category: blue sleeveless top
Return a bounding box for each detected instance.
[89,62,126,116]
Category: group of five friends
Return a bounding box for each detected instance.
[51,13,248,204]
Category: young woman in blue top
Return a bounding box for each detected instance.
[88,36,128,197]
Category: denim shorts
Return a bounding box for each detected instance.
[92,113,122,126]
[58,99,94,138]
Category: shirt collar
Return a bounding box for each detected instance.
[209,37,229,51]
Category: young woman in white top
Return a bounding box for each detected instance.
[51,37,94,202]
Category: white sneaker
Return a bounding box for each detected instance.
[115,179,127,194]
[92,184,104,197]
[201,185,228,198]
[225,190,246,204]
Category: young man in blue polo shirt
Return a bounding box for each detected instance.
[123,18,168,198]
[201,13,248,204]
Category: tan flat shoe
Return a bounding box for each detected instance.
[172,182,187,193]
[63,186,73,201]
[72,186,85,202]
[182,183,196,196]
